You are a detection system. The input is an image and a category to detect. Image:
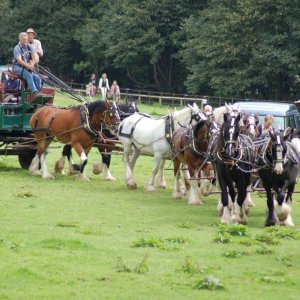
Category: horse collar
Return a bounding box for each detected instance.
[165,114,174,144]
[80,106,99,138]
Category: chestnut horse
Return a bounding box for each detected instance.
[172,119,210,205]
[54,101,138,180]
[29,100,120,180]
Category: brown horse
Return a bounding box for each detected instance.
[172,119,209,205]
[29,100,120,180]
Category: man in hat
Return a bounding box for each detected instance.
[12,32,42,99]
[27,28,43,61]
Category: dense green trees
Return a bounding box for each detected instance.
[181,0,300,100]
[1,0,300,99]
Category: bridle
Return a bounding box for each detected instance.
[272,134,286,164]
[189,111,206,124]
[222,116,239,149]
[93,102,120,132]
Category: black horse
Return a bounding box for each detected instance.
[210,112,255,224]
[257,130,300,226]
[55,101,139,180]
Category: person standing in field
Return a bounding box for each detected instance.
[98,73,110,100]
[90,73,97,96]
[109,80,121,104]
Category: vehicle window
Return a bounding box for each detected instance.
[273,117,284,130]
[288,115,296,128]
[295,115,300,129]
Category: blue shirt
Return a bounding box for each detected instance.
[13,43,36,66]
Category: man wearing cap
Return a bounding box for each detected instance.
[12,32,42,99]
[27,28,43,61]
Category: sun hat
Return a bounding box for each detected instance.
[26,28,37,36]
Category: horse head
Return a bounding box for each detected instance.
[269,130,289,175]
[193,119,210,146]
[187,103,207,125]
[221,112,241,157]
[241,113,259,139]
[213,102,240,126]
[90,101,120,134]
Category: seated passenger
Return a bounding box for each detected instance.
[4,76,21,93]
[12,32,42,100]
[2,76,22,103]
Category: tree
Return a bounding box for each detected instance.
[76,0,207,91]
[182,0,300,100]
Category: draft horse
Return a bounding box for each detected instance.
[257,130,300,226]
[172,118,209,205]
[118,104,202,191]
[55,101,138,180]
[210,112,255,224]
[29,100,120,180]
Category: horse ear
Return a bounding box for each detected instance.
[225,102,230,111]
[235,113,241,124]
[255,113,259,125]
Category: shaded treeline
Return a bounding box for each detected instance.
[1,0,300,100]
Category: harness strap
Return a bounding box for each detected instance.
[165,115,174,144]
[118,116,145,138]
[80,105,99,138]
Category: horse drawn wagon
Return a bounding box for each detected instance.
[0,69,55,169]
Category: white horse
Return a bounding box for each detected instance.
[118,104,202,191]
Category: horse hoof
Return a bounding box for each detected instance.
[69,170,80,176]
[265,218,277,227]
[127,183,137,190]
[237,217,248,225]
[188,199,203,205]
[30,170,41,176]
[104,175,116,181]
[220,217,230,225]
[56,170,65,175]
[158,184,167,189]
[76,174,90,181]
[42,174,55,180]
[92,163,103,175]
[276,203,290,222]
[172,192,183,200]
[282,215,294,227]
[146,185,156,192]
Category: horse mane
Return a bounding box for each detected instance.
[70,100,107,115]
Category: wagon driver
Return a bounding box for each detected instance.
[12,32,42,99]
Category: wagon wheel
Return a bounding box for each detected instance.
[18,150,36,169]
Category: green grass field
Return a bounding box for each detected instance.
[1,94,300,299]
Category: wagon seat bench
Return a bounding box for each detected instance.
[0,70,54,105]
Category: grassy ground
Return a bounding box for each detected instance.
[0,94,300,299]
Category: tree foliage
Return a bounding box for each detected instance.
[181,0,300,99]
[1,0,300,99]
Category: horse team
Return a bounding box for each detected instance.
[29,100,300,227]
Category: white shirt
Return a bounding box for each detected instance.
[30,39,43,57]
[98,78,110,89]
